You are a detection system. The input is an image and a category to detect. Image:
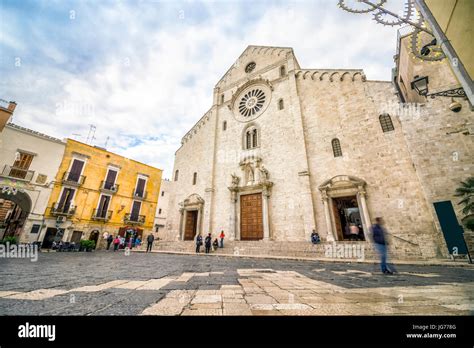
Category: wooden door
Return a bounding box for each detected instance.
[240,193,263,240]
[184,210,197,240]
[332,199,343,240]
[71,231,83,244]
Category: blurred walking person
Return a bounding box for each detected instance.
[371,217,396,275]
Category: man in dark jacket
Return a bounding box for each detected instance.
[371,217,395,274]
[106,234,114,250]
[146,234,155,253]
[196,234,203,253]
[204,233,212,254]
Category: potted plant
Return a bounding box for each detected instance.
[0,236,18,245]
[455,177,474,231]
[79,240,96,252]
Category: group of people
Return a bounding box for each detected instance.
[310,217,396,275]
[104,233,156,252]
[196,230,225,254]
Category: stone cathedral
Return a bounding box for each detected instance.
[161,45,474,260]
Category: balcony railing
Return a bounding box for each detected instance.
[0,165,34,181]
[50,202,76,216]
[132,190,147,200]
[124,213,145,225]
[100,181,119,194]
[62,171,85,186]
[92,209,112,221]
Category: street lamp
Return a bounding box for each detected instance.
[411,75,467,99]
[411,75,429,96]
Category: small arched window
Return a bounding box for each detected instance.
[278,99,284,110]
[332,138,342,157]
[221,94,224,104]
[379,113,394,132]
[280,65,286,77]
[193,172,197,185]
[244,126,259,150]
[223,121,227,131]
[174,170,179,181]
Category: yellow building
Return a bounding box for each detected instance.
[41,139,162,249]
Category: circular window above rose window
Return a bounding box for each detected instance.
[232,84,271,122]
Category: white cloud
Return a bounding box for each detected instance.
[1,0,403,178]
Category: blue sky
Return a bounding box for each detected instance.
[0,0,404,178]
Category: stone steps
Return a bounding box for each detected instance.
[137,239,425,261]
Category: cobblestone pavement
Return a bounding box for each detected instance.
[0,251,473,315]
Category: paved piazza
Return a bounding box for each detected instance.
[0,251,473,316]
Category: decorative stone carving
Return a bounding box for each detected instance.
[259,165,269,183]
[230,173,240,188]
[182,193,204,209]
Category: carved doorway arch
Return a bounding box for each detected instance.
[318,175,371,241]
[178,194,204,241]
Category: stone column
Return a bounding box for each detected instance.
[321,190,335,242]
[203,188,213,237]
[357,186,371,241]
[262,183,272,241]
[298,171,317,242]
[178,208,184,241]
[196,204,204,237]
[228,188,238,241]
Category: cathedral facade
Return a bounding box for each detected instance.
[162,45,472,259]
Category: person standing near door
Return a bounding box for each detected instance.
[349,224,359,241]
[204,233,212,254]
[371,217,396,275]
[113,236,120,252]
[106,234,113,250]
[146,234,155,253]
[195,234,203,253]
[219,230,225,248]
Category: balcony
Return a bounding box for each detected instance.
[62,171,85,186]
[124,213,145,225]
[0,165,34,182]
[132,189,147,200]
[50,202,76,216]
[100,181,119,194]
[92,209,112,221]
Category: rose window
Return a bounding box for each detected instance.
[238,89,266,117]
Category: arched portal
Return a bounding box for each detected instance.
[179,194,205,241]
[0,189,32,240]
[318,175,371,241]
